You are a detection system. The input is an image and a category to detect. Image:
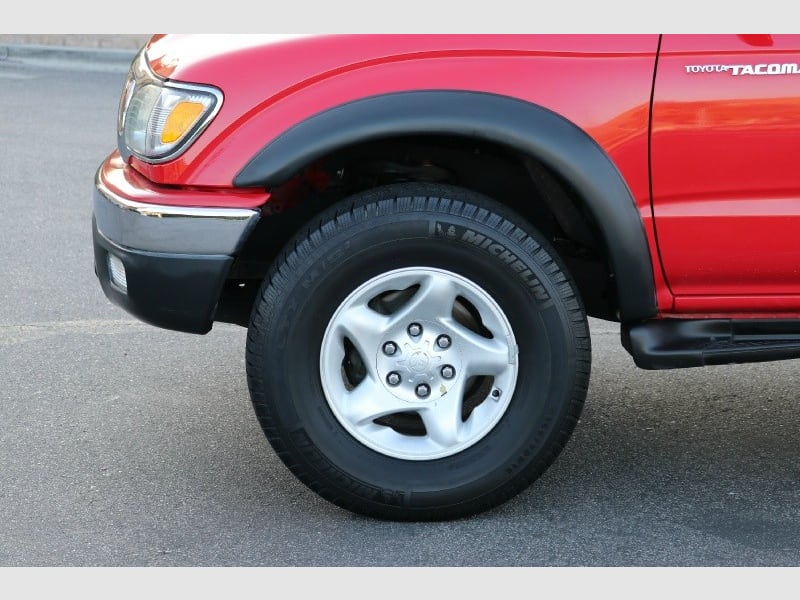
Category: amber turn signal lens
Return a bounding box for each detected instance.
[161,101,206,144]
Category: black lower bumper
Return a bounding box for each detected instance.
[93,219,233,334]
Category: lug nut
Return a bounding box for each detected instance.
[436,334,451,349]
[491,389,501,398]
[382,341,398,356]
[386,372,401,386]
[415,383,430,398]
[407,323,423,337]
[441,365,455,379]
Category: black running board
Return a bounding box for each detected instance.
[622,319,800,370]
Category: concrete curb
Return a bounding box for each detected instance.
[0,44,137,73]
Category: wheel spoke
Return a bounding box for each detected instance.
[419,381,467,448]
[389,272,458,326]
[446,319,514,376]
[334,301,391,375]
[338,377,410,426]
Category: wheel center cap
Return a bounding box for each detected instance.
[405,351,430,373]
[375,320,461,403]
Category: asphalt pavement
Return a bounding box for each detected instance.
[1,52,799,567]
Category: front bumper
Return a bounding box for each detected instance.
[92,153,261,334]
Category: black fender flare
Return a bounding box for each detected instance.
[234,90,657,322]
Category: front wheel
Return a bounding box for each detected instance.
[246,183,591,520]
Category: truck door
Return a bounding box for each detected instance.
[651,34,800,314]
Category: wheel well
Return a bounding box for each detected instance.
[216,135,619,326]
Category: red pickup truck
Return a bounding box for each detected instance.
[92,34,800,520]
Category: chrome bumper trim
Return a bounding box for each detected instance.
[93,171,260,255]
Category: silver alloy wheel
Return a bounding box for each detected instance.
[320,267,519,460]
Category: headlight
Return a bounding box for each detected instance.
[117,48,223,163]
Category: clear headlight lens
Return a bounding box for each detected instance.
[117,49,223,163]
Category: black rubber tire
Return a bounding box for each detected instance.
[246,183,591,521]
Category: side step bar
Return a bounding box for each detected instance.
[621,319,800,370]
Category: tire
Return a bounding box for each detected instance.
[246,183,590,520]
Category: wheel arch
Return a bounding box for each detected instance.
[234,90,657,322]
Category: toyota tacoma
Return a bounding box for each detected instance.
[92,34,800,520]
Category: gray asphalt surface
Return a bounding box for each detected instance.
[1,57,799,567]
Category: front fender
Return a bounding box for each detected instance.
[234,91,658,322]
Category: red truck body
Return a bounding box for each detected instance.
[92,34,800,520]
[120,33,800,317]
